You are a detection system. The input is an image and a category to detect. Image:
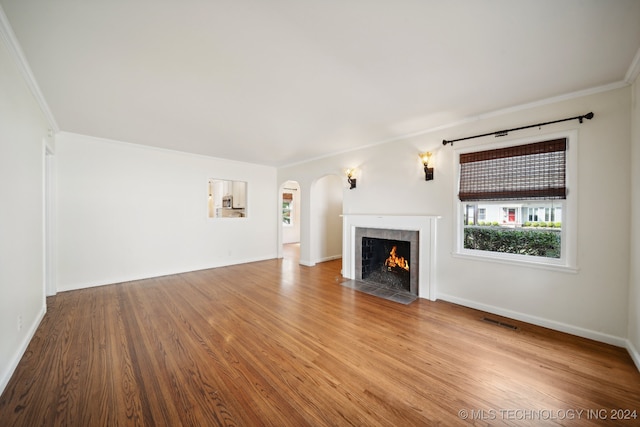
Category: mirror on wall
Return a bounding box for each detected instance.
[208,179,247,218]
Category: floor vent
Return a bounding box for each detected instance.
[482,317,518,330]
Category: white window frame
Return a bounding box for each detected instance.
[453,130,578,273]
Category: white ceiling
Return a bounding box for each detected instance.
[2,0,640,167]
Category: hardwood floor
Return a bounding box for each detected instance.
[1,257,639,426]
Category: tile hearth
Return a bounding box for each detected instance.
[340,279,417,305]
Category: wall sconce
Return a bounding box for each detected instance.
[345,168,357,189]
[420,152,434,181]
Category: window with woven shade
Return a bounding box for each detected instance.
[455,135,576,270]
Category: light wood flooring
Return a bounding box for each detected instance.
[1,251,639,426]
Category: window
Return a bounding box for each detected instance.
[455,134,577,270]
[523,205,562,224]
[282,192,293,226]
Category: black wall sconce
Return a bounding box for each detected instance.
[345,168,357,189]
[420,152,434,181]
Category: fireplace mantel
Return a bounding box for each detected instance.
[342,214,440,301]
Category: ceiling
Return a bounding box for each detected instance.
[2,0,640,167]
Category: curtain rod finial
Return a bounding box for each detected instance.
[579,112,594,123]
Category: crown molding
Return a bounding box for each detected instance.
[0,6,59,132]
[279,80,628,169]
[625,47,640,84]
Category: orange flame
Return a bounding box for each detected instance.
[384,246,409,271]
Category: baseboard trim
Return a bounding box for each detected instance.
[57,255,277,292]
[437,293,628,348]
[300,255,341,266]
[0,303,46,396]
[626,339,640,372]
[316,254,342,263]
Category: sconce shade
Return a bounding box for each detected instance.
[420,152,432,165]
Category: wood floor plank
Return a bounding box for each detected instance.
[1,257,639,426]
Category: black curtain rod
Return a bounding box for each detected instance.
[442,112,594,146]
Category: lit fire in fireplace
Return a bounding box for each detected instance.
[384,246,409,271]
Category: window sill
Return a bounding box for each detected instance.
[452,251,579,274]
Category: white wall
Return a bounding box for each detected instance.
[55,132,278,291]
[0,37,48,393]
[279,87,633,346]
[629,74,640,367]
[310,174,343,263]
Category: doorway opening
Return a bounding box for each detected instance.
[280,180,300,261]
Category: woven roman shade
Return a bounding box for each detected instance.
[282,192,293,202]
[458,138,566,201]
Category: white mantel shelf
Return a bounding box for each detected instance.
[342,214,440,301]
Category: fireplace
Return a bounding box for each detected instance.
[342,214,439,301]
[355,227,419,295]
[361,237,411,291]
